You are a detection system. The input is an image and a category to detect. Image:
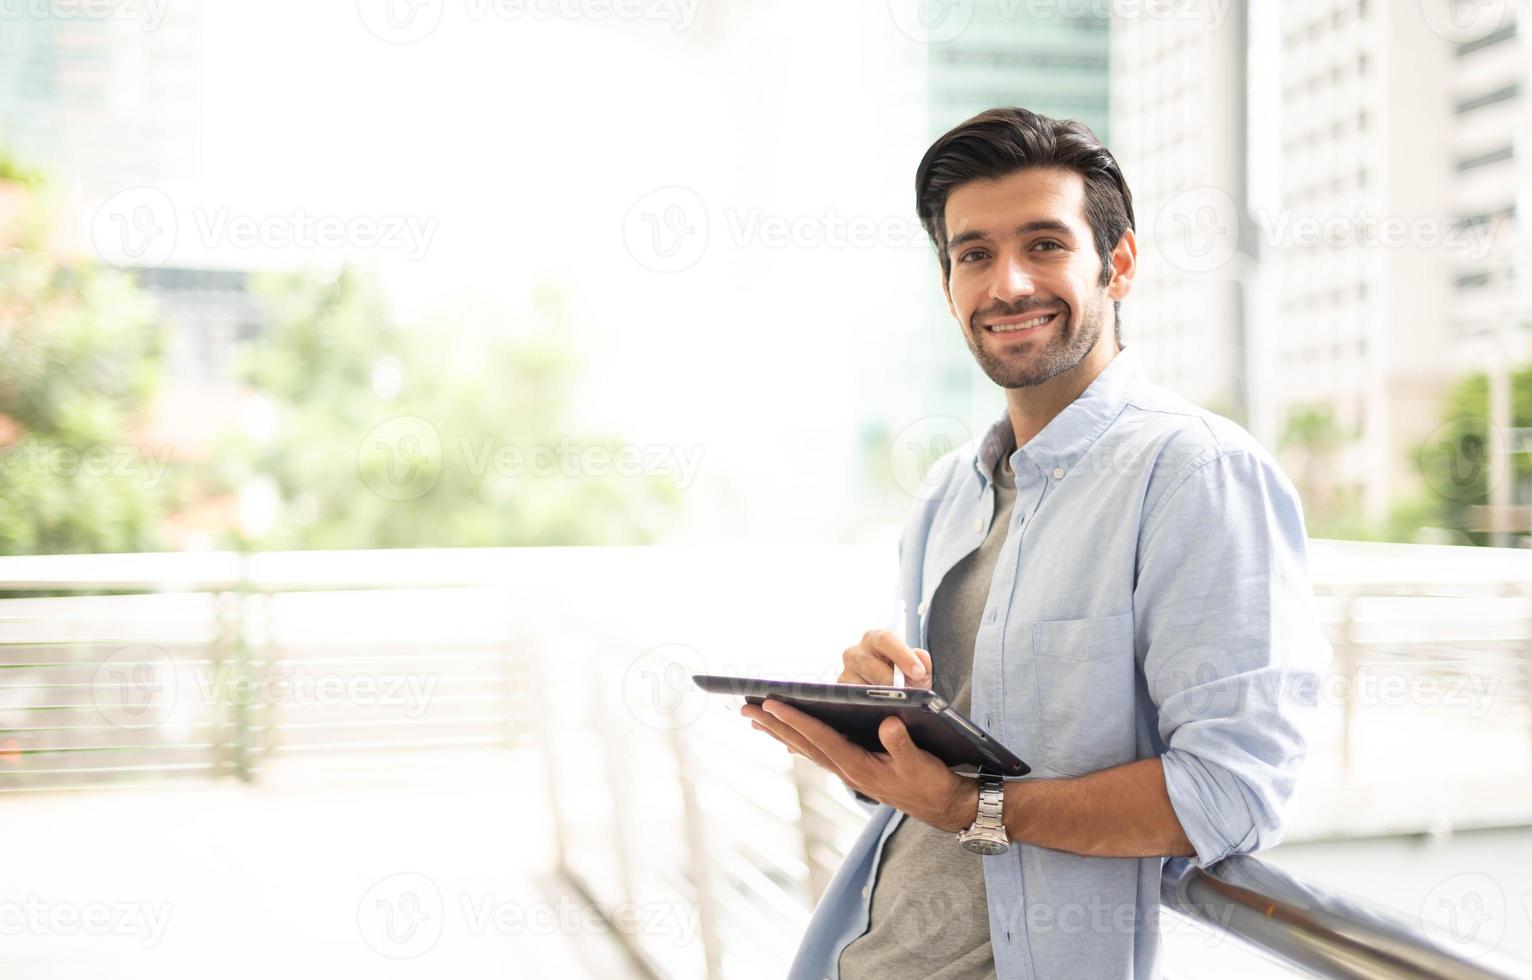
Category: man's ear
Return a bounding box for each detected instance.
[1105,227,1137,302]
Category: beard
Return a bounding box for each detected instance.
[963,291,1105,389]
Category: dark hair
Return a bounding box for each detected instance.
[914,107,1135,338]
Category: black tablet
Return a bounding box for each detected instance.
[692,674,1030,778]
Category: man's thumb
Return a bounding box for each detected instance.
[878,716,911,757]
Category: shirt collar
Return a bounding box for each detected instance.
[972,344,1144,488]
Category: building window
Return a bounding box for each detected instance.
[1456,23,1517,58]
[1455,83,1522,114]
[1455,145,1515,171]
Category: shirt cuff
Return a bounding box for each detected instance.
[1160,749,1258,869]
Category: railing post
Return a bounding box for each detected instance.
[1336,591,1357,779]
[668,722,723,980]
[788,757,833,901]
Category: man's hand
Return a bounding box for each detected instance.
[837,629,933,688]
[742,698,978,834]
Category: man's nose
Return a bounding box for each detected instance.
[989,256,1035,303]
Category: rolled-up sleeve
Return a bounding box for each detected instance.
[1135,448,1330,868]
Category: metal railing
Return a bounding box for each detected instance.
[3,541,1532,977]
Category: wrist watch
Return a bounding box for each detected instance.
[956,773,1010,855]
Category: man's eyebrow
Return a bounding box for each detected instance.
[946,220,1076,254]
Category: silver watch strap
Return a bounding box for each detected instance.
[972,775,1005,831]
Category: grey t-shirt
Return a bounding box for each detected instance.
[838,438,1018,980]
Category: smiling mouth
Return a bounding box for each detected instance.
[984,311,1059,334]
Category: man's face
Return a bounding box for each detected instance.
[940,166,1127,389]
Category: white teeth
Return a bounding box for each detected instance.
[989,313,1055,332]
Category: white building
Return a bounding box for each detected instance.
[1272,1,1473,526]
[1108,0,1250,422]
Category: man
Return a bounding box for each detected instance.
[743,107,1328,979]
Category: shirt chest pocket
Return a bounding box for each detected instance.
[1029,611,1137,777]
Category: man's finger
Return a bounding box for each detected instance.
[870,630,928,683]
[877,715,916,764]
[744,705,841,773]
[760,699,877,776]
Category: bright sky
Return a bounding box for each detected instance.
[161,0,948,543]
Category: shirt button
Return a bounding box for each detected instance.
[861,885,870,898]
[1052,467,1065,479]
[973,517,985,533]
[917,600,928,617]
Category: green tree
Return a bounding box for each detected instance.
[216,267,682,549]
[1417,369,1532,546]
[0,161,179,555]
[1279,405,1356,538]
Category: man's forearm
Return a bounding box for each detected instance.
[1002,758,1195,858]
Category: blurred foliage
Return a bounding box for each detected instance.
[1279,405,1354,539]
[1,157,679,555]
[214,267,682,549]
[0,167,182,555]
[1415,368,1532,547]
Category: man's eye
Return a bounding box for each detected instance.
[958,249,989,263]
[1033,240,1062,251]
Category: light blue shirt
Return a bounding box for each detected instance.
[789,345,1329,980]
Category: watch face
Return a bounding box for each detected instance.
[962,837,1009,856]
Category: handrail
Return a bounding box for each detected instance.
[1161,856,1525,979]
